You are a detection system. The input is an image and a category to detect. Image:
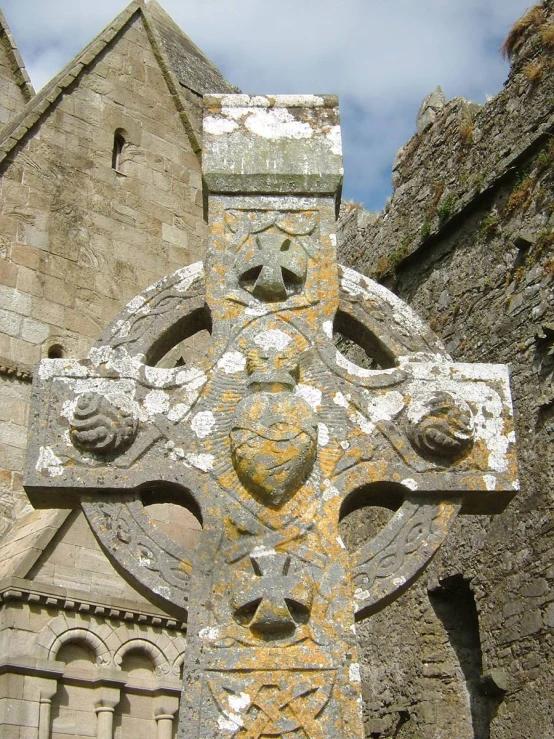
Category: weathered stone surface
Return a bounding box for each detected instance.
[24,95,517,739]
[416,85,446,134]
[337,3,554,735]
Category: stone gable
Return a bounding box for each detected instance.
[0,9,34,130]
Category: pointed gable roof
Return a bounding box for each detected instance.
[143,0,235,96]
[0,9,35,101]
[0,0,235,163]
[0,8,35,128]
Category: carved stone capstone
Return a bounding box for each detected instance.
[25,95,518,739]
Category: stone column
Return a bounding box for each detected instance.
[94,685,121,739]
[19,668,61,739]
[37,679,58,739]
[154,694,179,739]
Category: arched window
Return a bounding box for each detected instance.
[112,129,127,173]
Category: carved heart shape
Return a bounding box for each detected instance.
[230,392,318,506]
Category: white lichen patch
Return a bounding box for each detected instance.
[38,359,89,381]
[191,411,216,438]
[250,545,277,559]
[218,715,243,733]
[244,108,313,140]
[334,391,350,408]
[143,366,175,388]
[335,350,373,378]
[187,453,215,472]
[72,378,134,397]
[167,403,191,423]
[36,446,64,477]
[204,116,238,135]
[175,368,207,389]
[245,304,269,317]
[60,398,78,421]
[402,478,419,491]
[393,576,407,587]
[367,391,405,421]
[228,693,251,712]
[323,320,333,338]
[199,626,220,641]
[327,125,342,156]
[483,475,497,491]
[126,294,147,313]
[253,329,292,351]
[144,389,170,417]
[217,351,247,374]
[318,423,330,447]
[354,587,370,601]
[295,383,322,411]
[173,261,204,292]
[165,443,186,462]
[271,94,325,107]
[322,483,341,501]
[352,410,375,436]
[349,663,361,683]
[88,346,143,378]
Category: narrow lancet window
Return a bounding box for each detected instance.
[112,129,126,172]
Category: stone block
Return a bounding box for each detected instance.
[522,578,549,597]
[0,286,31,316]
[0,260,18,287]
[65,309,102,340]
[20,319,49,345]
[0,309,22,338]
[16,266,43,298]
[30,299,65,328]
[520,610,543,636]
[161,223,188,248]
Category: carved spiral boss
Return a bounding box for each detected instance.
[69,392,138,456]
[407,391,474,459]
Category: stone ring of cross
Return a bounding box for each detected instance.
[25,96,518,739]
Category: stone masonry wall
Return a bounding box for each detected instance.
[0,11,206,536]
[338,3,554,737]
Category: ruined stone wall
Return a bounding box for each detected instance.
[0,11,206,536]
[338,3,554,736]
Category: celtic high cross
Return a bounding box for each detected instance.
[25,96,518,738]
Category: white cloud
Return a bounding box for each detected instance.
[2,0,533,207]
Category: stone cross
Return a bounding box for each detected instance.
[25,95,518,738]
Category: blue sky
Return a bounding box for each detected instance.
[3,0,533,210]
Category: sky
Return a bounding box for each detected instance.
[2,0,533,210]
